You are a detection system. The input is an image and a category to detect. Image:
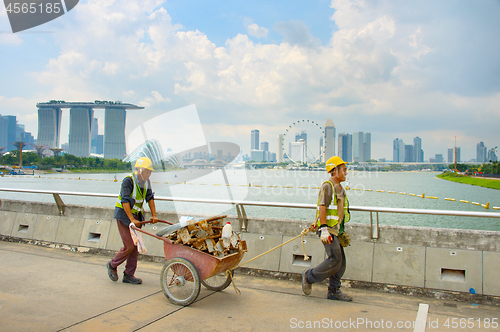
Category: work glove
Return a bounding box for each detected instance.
[320,225,332,244]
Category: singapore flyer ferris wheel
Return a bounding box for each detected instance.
[281,119,325,163]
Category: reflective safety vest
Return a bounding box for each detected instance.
[116,173,149,214]
[316,180,350,232]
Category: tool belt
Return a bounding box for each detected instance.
[338,232,351,247]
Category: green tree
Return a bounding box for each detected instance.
[21,152,40,166]
[449,163,468,172]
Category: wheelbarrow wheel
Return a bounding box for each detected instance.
[160,257,200,306]
[201,270,234,291]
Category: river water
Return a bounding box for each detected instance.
[1,169,499,231]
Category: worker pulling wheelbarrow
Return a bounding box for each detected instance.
[132,214,247,306]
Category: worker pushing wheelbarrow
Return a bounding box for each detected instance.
[132,214,247,306]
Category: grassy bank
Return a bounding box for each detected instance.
[437,173,500,190]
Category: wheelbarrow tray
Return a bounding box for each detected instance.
[163,241,244,280]
[134,225,245,280]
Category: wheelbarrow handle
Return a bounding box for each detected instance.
[136,219,174,226]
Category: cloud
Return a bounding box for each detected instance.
[246,23,268,38]
[103,62,119,76]
[274,20,321,48]
[139,90,172,107]
[2,0,499,161]
[0,33,22,45]
[0,96,39,133]
[0,5,21,44]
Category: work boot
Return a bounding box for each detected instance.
[106,261,118,282]
[327,288,352,302]
[123,273,142,284]
[301,270,312,295]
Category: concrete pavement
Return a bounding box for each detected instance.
[1,241,499,332]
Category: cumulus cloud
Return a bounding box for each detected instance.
[1,0,499,160]
[0,5,22,44]
[139,90,172,107]
[246,23,268,38]
[0,96,39,133]
[274,20,321,48]
[0,33,23,45]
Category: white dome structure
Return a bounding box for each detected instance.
[123,139,183,169]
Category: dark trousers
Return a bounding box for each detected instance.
[305,234,346,293]
[110,220,139,276]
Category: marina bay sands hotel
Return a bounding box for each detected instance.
[36,100,144,159]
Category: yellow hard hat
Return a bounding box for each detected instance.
[325,156,347,173]
[134,157,154,171]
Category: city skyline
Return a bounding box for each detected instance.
[0,109,496,164]
[248,124,494,163]
[1,1,499,161]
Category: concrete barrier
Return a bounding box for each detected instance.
[240,233,283,271]
[425,247,482,293]
[0,211,16,236]
[278,235,325,274]
[33,215,60,242]
[80,218,112,249]
[343,242,374,282]
[483,251,500,296]
[55,217,85,245]
[11,213,37,239]
[1,198,500,297]
[372,244,425,287]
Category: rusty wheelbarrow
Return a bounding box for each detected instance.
[132,215,246,306]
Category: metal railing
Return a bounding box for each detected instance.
[1,187,500,238]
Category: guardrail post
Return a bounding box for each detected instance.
[52,193,66,216]
[236,204,248,232]
[370,211,379,239]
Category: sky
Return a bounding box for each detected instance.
[1,0,499,161]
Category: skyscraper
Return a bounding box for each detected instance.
[352,132,364,162]
[295,131,307,160]
[295,131,307,142]
[251,129,259,151]
[17,124,34,145]
[487,148,498,162]
[37,101,143,160]
[448,147,461,163]
[393,138,405,162]
[250,150,265,162]
[477,142,487,163]
[0,115,8,149]
[91,117,98,154]
[413,137,423,162]
[291,140,306,163]
[363,132,371,162]
[96,135,104,155]
[405,145,414,162]
[323,119,335,162]
[319,137,323,160]
[37,107,62,150]
[277,134,284,162]
[5,115,18,152]
[104,108,127,159]
[338,133,352,162]
[91,117,98,139]
[68,107,93,157]
[261,141,269,162]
